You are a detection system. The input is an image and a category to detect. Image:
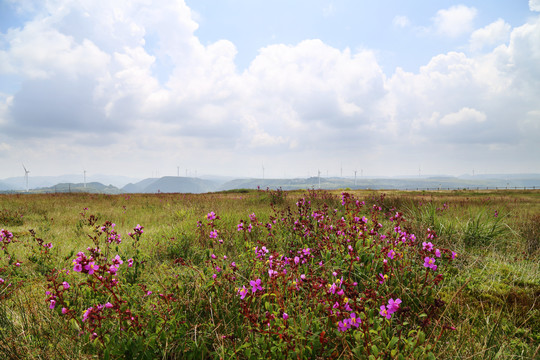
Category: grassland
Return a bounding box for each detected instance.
[0,189,538,359]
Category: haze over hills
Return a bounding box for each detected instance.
[122,176,219,194]
[1,174,142,190]
[0,174,539,194]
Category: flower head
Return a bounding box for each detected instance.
[423,257,437,271]
[387,298,401,314]
[237,285,248,300]
[249,278,263,293]
[379,305,392,319]
[349,313,361,328]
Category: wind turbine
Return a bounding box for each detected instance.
[22,164,30,192]
[84,170,87,188]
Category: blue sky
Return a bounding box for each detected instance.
[0,0,539,179]
[186,0,532,73]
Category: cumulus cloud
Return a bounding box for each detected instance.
[0,0,539,176]
[440,108,486,125]
[469,19,511,51]
[432,5,477,38]
[530,0,540,12]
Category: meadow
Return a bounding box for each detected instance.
[0,188,538,359]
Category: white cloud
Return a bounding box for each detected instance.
[530,0,540,12]
[469,19,511,51]
[0,0,539,176]
[440,107,487,125]
[393,15,411,28]
[432,5,477,38]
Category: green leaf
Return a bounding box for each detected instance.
[416,331,425,346]
[387,336,399,349]
[371,345,379,357]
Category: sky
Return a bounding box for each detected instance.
[0,0,539,180]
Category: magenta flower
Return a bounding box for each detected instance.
[387,249,396,259]
[294,256,300,265]
[62,281,70,290]
[61,307,68,314]
[104,302,113,308]
[387,298,401,314]
[112,254,123,266]
[349,313,361,328]
[127,258,134,267]
[435,249,441,258]
[379,305,392,319]
[82,307,93,322]
[268,269,277,278]
[422,242,434,251]
[207,211,216,220]
[424,257,437,271]
[49,299,56,309]
[209,230,218,239]
[237,285,248,300]
[249,278,263,293]
[84,262,99,275]
[282,312,289,320]
[338,319,350,332]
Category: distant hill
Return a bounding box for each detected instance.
[122,176,218,194]
[1,173,538,194]
[217,175,540,191]
[1,174,141,189]
[33,182,122,194]
[0,181,13,191]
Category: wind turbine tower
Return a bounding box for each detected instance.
[22,164,30,192]
[262,163,265,179]
[318,169,321,189]
[84,170,87,188]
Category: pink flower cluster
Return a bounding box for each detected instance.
[101,223,122,244]
[128,224,144,238]
[379,298,402,319]
[82,302,114,322]
[337,312,361,332]
[72,252,99,275]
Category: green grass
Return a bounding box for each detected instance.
[0,189,538,359]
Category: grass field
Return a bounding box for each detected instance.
[0,189,538,359]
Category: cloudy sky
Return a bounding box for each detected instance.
[1,0,539,179]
